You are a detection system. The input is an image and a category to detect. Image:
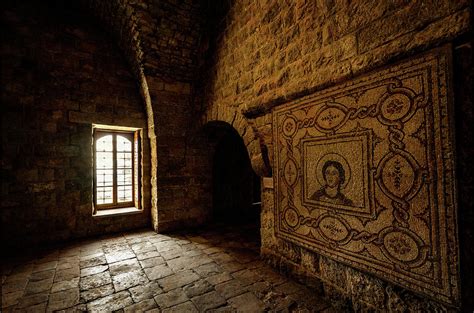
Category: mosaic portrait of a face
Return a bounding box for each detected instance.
[302,131,374,217]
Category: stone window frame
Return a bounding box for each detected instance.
[92,124,142,215]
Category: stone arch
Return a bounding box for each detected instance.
[202,109,272,178]
[197,120,261,225]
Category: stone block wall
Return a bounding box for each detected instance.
[200,0,472,311]
[203,0,470,117]
[146,76,213,232]
[1,2,151,247]
[130,0,213,232]
[0,0,215,245]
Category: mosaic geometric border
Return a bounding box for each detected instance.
[272,46,459,306]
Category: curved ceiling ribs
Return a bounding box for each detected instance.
[83,0,202,80]
[81,0,157,128]
[82,0,144,81]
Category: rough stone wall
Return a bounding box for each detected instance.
[136,0,202,81]
[1,1,151,247]
[1,0,219,243]
[136,0,212,232]
[81,0,211,232]
[201,0,472,311]
[204,0,470,116]
[146,76,213,231]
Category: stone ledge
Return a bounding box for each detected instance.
[93,207,142,218]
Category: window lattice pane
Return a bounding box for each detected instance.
[96,169,113,187]
[96,152,113,169]
[117,135,132,152]
[117,152,132,168]
[96,135,113,152]
[96,187,113,204]
[117,185,133,202]
[117,169,132,185]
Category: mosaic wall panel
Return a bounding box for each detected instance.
[272,46,459,305]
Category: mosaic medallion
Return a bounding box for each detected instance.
[272,46,459,306]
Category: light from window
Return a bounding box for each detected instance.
[94,129,140,210]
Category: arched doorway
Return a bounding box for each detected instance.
[212,128,261,225]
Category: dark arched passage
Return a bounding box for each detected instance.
[204,122,261,226]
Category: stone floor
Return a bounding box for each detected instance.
[1,224,334,312]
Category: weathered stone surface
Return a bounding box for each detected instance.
[86,291,133,312]
[47,288,80,311]
[154,288,189,309]
[158,270,200,291]
[112,270,149,291]
[1,278,28,294]
[159,248,184,260]
[33,262,58,274]
[1,226,333,312]
[21,301,48,312]
[215,279,246,300]
[80,255,107,269]
[162,301,199,313]
[30,270,55,282]
[219,261,246,274]
[1,290,23,308]
[124,299,157,313]
[232,269,262,287]
[347,269,385,310]
[80,265,108,277]
[55,268,81,283]
[194,262,222,277]
[191,291,227,311]
[247,281,272,299]
[228,292,266,312]
[105,250,136,264]
[131,241,155,253]
[139,256,166,269]
[183,279,213,298]
[144,264,174,281]
[275,281,308,297]
[206,273,233,286]
[51,277,79,293]
[209,253,234,264]
[129,281,162,303]
[109,259,141,276]
[167,255,213,272]
[24,278,53,295]
[140,257,165,268]
[79,271,111,291]
[80,284,115,303]
[57,261,79,271]
[136,250,161,261]
[15,293,49,309]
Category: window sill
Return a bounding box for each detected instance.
[93,207,142,218]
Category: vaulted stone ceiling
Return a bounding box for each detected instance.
[81,0,206,82]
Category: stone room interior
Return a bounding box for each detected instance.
[1,0,473,312]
